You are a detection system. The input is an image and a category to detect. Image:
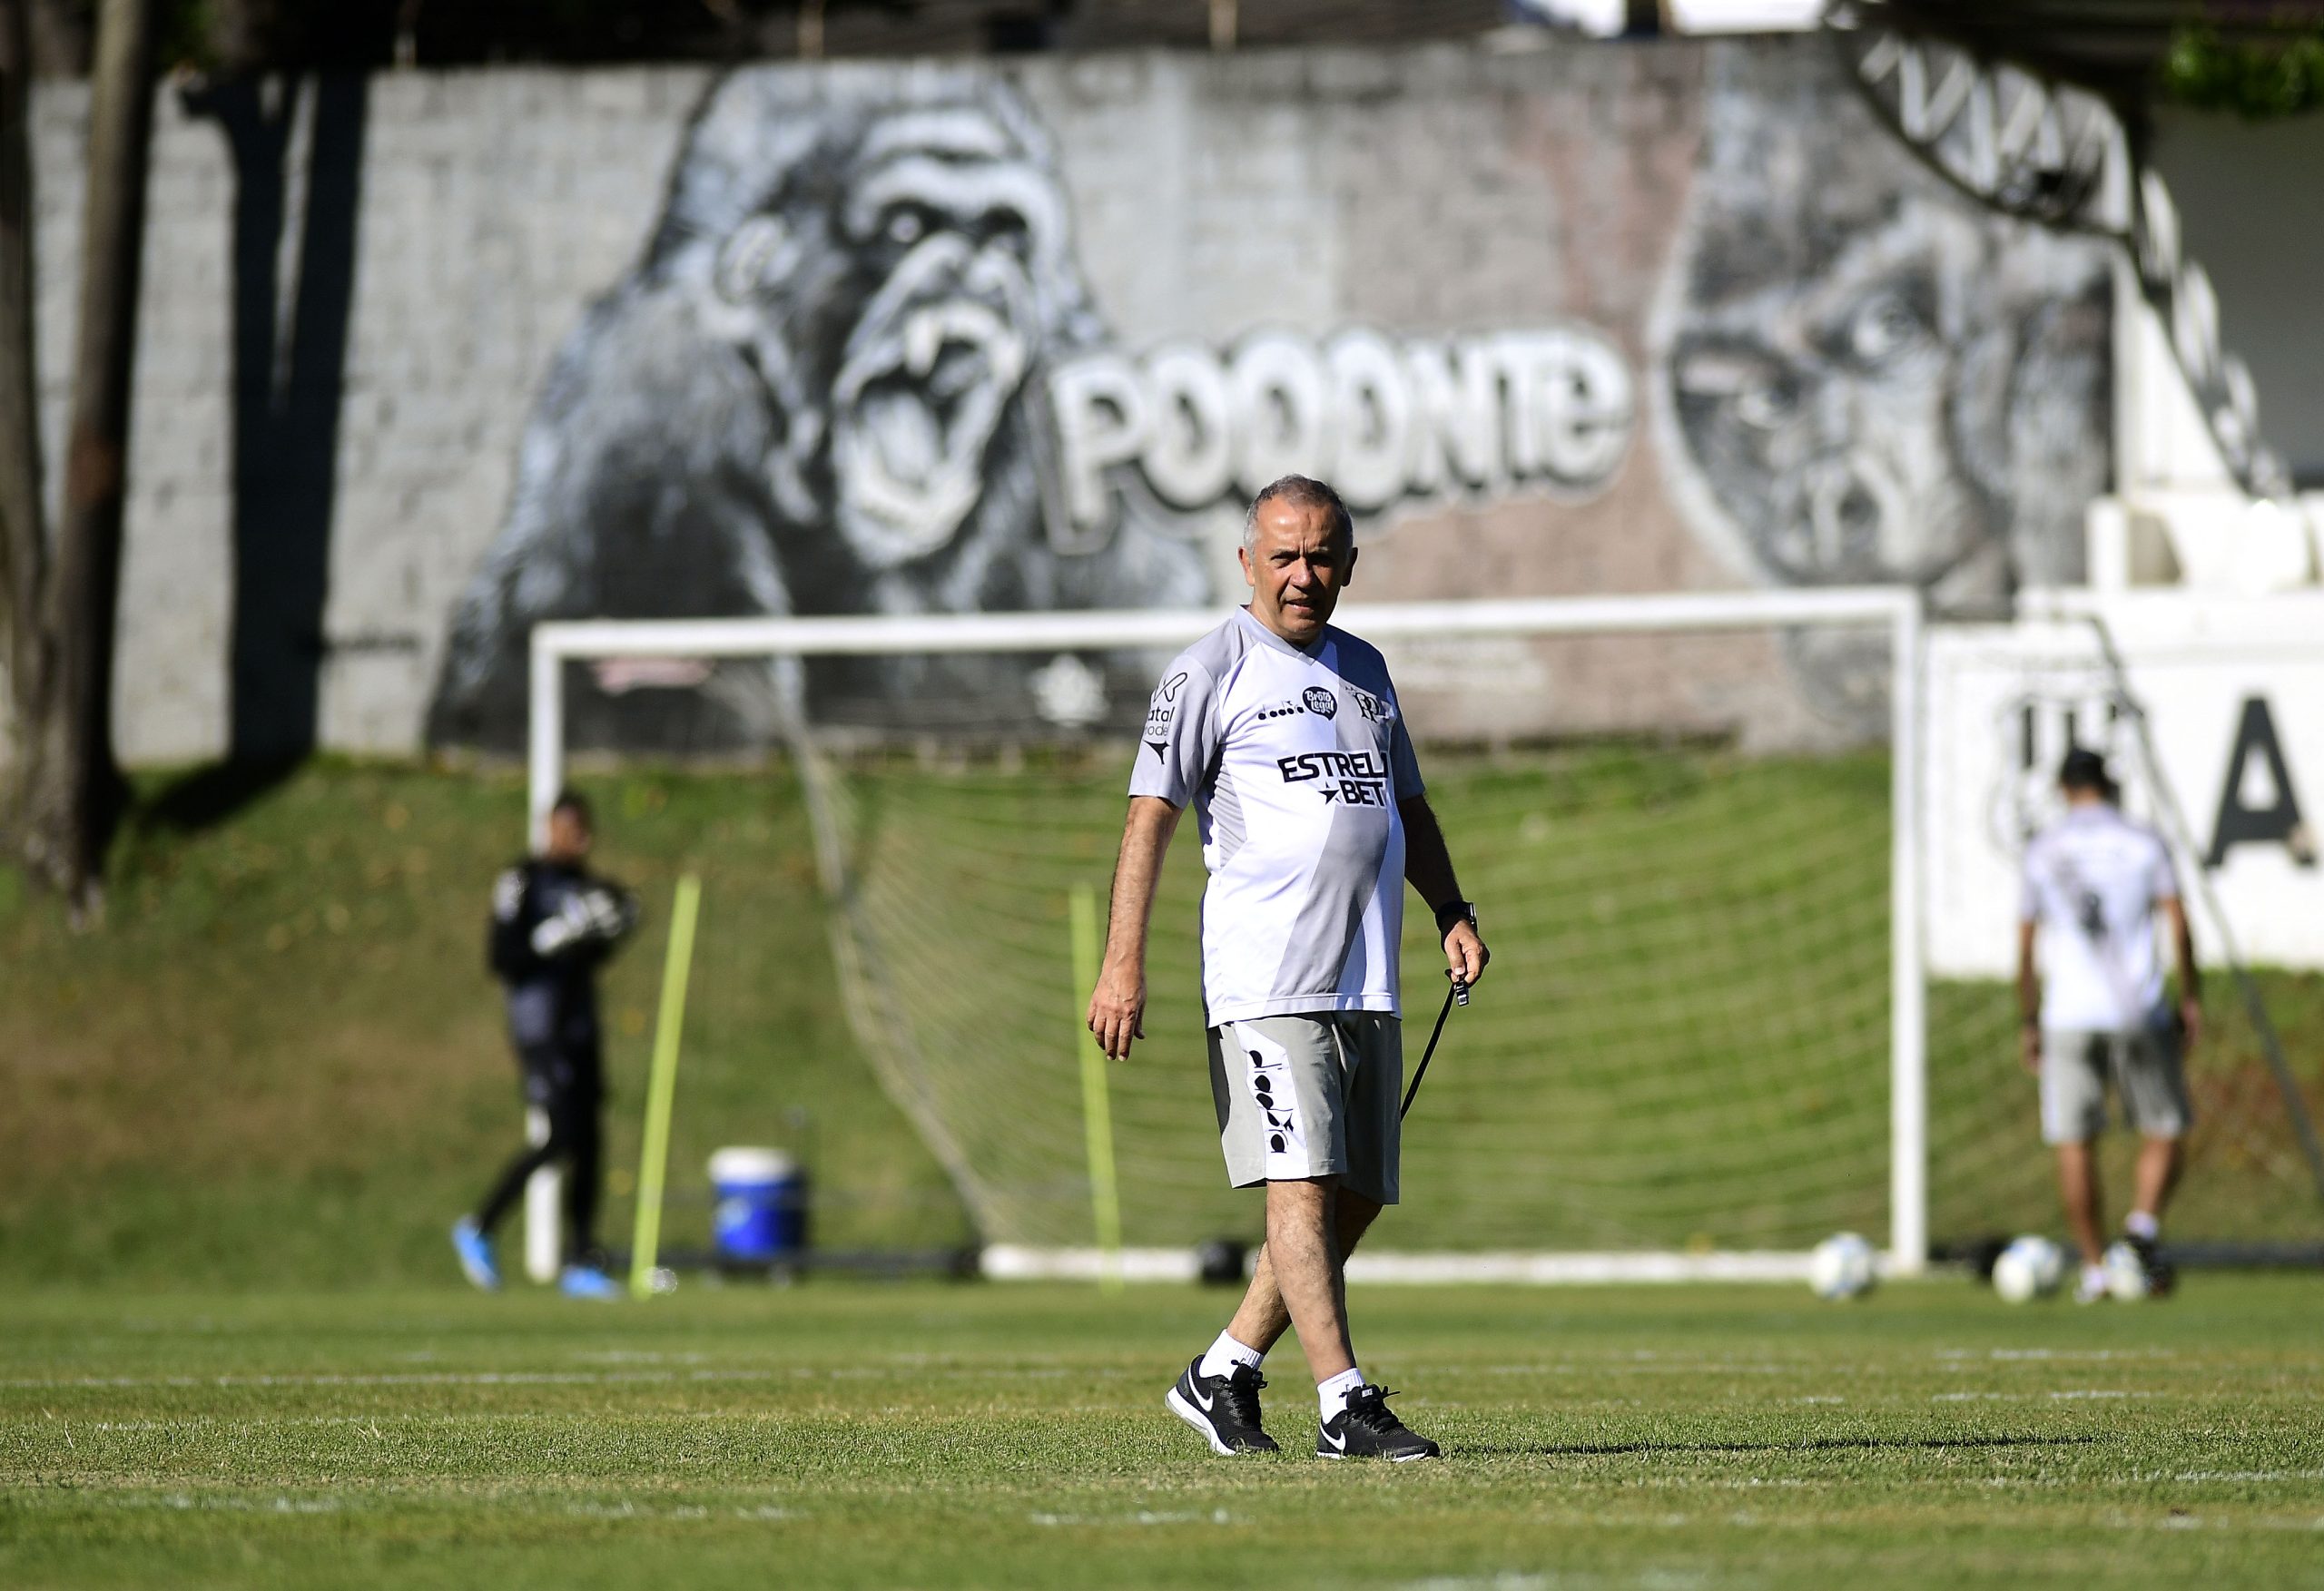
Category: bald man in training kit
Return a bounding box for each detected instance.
[1087,474,1489,1461]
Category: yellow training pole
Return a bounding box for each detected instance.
[1069,884,1124,1294]
[629,874,702,1299]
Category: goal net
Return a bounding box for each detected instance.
[525,590,1969,1282]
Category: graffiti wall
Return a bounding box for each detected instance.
[425,69,1215,749]
[51,39,2116,762]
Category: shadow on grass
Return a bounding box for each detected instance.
[135,759,306,834]
[1466,1434,2103,1458]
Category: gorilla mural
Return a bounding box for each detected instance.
[1650,53,2112,730]
[428,68,1209,750]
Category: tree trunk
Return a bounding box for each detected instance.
[0,0,48,805]
[19,0,157,912]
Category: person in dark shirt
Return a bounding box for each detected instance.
[451,791,637,1297]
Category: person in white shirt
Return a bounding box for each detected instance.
[1087,475,1489,1460]
[2017,748,2201,1301]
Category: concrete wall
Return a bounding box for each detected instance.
[33,70,703,764]
[2149,108,2324,492]
[30,38,2121,764]
[1927,593,2324,974]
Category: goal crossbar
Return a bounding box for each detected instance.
[525,586,1927,1282]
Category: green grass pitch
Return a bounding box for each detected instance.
[5,1279,2322,1589]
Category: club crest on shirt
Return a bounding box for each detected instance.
[1350,687,1393,724]
[1303,686,1338,719]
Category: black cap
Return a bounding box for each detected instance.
[2059,747,2111,792]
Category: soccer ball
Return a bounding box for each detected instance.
[2024,1235,2065,1293]
[1808,1233,1877,1300]
[2102,1240,2152,1301]
[1992,1236,2064,1303]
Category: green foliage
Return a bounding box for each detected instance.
[2163,21,2324,120]
[4,1280,2323,1587]
[156,0,221,73]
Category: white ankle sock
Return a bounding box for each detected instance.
[2124,1210,2160,1242]
[1197,1331,1265,1381]
[1317,1367,1364,1422]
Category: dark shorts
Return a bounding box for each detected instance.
[517,1039,601,1111]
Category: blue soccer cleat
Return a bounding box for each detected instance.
[450,1218,501,1292]
[558,1263,622,1301]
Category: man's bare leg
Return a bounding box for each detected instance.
[2131,1134,2183,1225]
[1221,1179,1380,1383]
[2055,1142,2104,1266]
[1216,1180,1436,1459]
[1226,1186,1382,1358]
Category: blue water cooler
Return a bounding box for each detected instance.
[708,1147,808,1264]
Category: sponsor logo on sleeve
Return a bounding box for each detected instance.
[1145,672,1187,759]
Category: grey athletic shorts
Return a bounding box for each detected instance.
[1206,1012,1402,1204]
[2040,1025,2192,1144]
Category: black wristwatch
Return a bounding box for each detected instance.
[1434,899,1477,940]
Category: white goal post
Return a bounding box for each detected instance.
[523,587,1926,1284]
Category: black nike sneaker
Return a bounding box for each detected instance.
[2125,1233,2178,1298]
[1317,1384,1440,1461]
[1164,1357,1279,1454]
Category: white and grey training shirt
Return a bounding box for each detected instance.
[2019,803,2181,1032]
[1130,607,1424,1026]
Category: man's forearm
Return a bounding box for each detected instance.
[2016,923,2040,1026]
[1103,798,1179,972]
[1399,796,1465,918]
[2171,903,2201,1004]
[1403,793,1490,987]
